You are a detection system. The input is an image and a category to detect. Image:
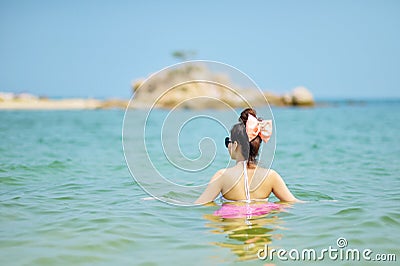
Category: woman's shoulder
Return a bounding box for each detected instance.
[215,165,241,178]
[210,167,234,181]
[254,165,277,173]
[266,168,281,179]
[254,167,280,180]
[217,166,236,175]
[267,168,278,175]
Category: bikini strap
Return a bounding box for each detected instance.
[243,161,251,202]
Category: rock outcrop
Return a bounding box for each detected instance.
[282,86,314,106]
[130,64,269,109]
[131,65,315,109]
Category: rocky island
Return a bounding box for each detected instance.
[130,63,314,109]
[0,65,314,110]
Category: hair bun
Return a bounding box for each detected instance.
[239,108,257,124]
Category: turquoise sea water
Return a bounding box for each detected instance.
[1,101,399,265]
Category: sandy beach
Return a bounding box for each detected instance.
[0,98,101,110]
[0,93,129,110]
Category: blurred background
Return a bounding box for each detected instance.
[1,2,400,265]
[1,0,399,100]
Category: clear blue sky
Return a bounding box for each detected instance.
[1,0,399,99]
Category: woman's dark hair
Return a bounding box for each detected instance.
[230,123,249,161]
[239,108,262,167]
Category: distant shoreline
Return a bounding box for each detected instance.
[0,93,129,110]
[1,92,397,111]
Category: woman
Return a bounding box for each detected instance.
[195,108,299,204]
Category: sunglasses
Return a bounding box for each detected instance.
[224,137,232,148]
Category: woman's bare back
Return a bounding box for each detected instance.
[220,163,274,201]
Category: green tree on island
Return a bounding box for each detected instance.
[172,50,197,61]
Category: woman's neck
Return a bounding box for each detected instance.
[235,158,246,164]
